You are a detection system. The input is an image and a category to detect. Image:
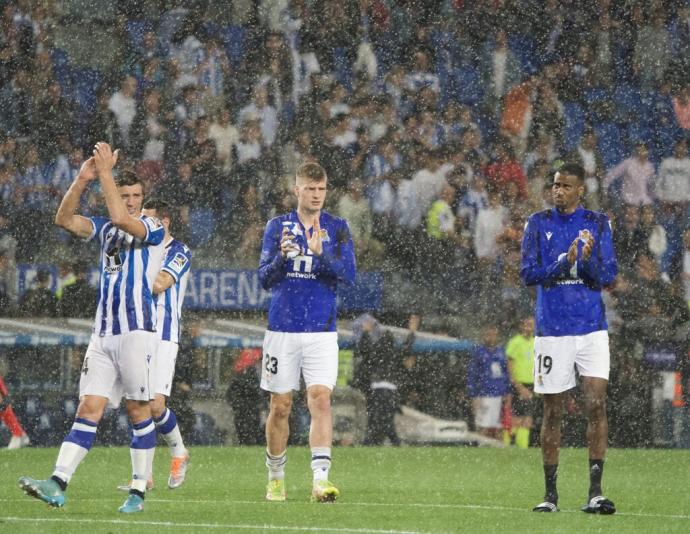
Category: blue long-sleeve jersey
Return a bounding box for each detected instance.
[467,346,510,398]
[259,210,357,333]
[520,206,618,337]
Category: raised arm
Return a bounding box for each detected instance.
[578,216,618,287]
[315,219,357,285]
[55,157,98,239]
[93,142,147,239]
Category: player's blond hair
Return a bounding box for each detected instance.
[296,162,327,184]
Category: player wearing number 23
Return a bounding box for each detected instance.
[520,163,618,515]
[258,162,356,503]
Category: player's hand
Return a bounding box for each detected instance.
[581,234,595,262]
[308,216,323,256]
[280,228,299,258]
[566,238,579,265]
[93,142,119,175]
[76,157,98,183]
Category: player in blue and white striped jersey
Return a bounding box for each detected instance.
[19,143,164,514]
[122,198,192,491]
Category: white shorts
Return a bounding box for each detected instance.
[260,331,338,393]
[533,330,610,394]
[474,396,502,429]
[79,330,157,408]
[154,340,178,397]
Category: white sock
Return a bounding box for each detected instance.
[155,408,187,457]
[130,418,156,494]
[265,449,286,481]
[146,446,156,480]
[52,417,98,484]
[311,447,331,483]
[53,442,89,484]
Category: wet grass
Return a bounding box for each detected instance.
[0,446,688,533]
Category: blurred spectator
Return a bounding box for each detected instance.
[657,139,690,279]
[19,269,57,317]
[633,8,671,91]
[226,348,263,445]
[86,87,124,150]
[58,260,97,318]
[467,324,510,440]
[108,75,139,149]
[567,129,604,211]
[337,178,383,268]
[54,260,75,300]
[484,141,528,200]
[604,142,655,210]
[197,35,231,116]
[0,201,17,306]
[238,84,278,148]
[481,29,522,119]
[208,106,239,175]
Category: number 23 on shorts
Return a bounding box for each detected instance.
[264,353,278,375]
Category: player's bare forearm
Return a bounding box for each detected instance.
[55,179,93,238]
[153,271,175,294]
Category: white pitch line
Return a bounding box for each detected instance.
[3,497,690,521]
[0,517,424,534]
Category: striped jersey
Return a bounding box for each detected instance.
[156,237,192,343]
[88,215,166,336]
[259,210,357,333]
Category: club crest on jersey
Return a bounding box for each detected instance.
[169,252,188,274]
[319,229,330,242]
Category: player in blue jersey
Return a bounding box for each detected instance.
[259,162,356,502]
[19,142,165,514]
[118,198,192,492]
[521,162,618,515]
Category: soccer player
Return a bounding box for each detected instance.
[521,162,618,514]
[505,316,535,449]
[0,375,30,449]
[18,142,165,514]
[119,198,192,490]
[258,162,356,502]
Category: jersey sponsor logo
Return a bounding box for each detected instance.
[556,279,584,285]
[545,231,553,241]
[286,271,317,280]
[104,244,122,273]
[169,252,188,274]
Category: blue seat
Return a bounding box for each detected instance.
[563,101,585,152]
[189,208,216,248]
[125,19,152,52]
[71,68,104,113]
[222,25,247,69]
[584,87,611,123]
[613,84,644,124]
[453,64,482,106]
[508,33,538,74]
[594,122,625,170]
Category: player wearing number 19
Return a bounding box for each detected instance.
[258,162,356,503]
[520,163,618,515]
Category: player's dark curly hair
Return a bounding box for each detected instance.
[115,170,144,189]
[556,162,585,182]
[142,197,172,221]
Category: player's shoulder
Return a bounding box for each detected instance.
[170,238,192,257]
[526,208,553,225]
[321,210,348,228]
[581,208,611,224]
[266,212,294,229]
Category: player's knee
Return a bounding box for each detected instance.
[76,397,107,423]
[585,395,607,417]
[150,397,166,418]
[307,388,332,415]
[126,399,152,423]
[270,397,292,420]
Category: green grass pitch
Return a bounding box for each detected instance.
[1,446,688,533]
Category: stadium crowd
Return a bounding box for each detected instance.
[2,0,690,447]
